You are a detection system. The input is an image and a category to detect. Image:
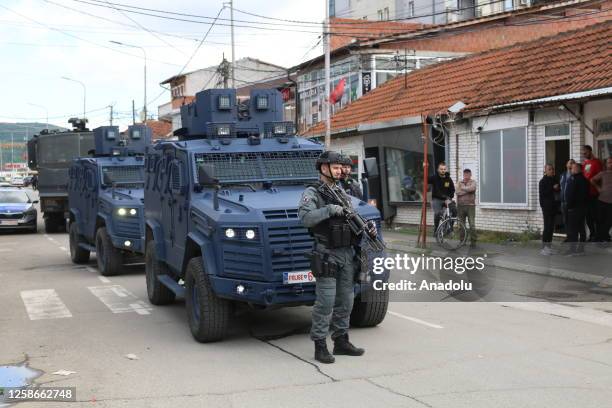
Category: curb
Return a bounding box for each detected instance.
[385,241,610,287]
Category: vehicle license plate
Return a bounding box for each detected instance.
[0,220,19,226]
[283,271,316,284]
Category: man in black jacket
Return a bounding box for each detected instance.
[539,164,559,255]
[564,162,590,255]
[428,162,455,235]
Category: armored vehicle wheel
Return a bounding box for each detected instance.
[350,287,389,327]
[69,223,90,264]
[145,240,175,305]
[95,227,123,276]
[44,216,60,233]
[185,257,230,343]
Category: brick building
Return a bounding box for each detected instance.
[302,21,612,234]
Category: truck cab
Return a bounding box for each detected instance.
[145,89,388,342]
[28,118,94,233]
[68,125,150,276]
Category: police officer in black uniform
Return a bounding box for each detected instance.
[298,151,369,364]
[339,154,364,200]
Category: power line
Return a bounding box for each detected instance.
[144,6,226,110]
[101,0,187,55]
[0,3,185,67]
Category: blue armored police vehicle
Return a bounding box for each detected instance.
[145,88,388,342]
[68,125,150,276]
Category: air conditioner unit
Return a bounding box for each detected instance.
[519,0,529,6]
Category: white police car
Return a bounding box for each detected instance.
[0,188,38,233]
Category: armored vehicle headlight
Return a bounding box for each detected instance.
[217,126,231,136]
[117,208,127,216]
[225,228,236,238]
[245,229,256,240]
[273,124,287,135]
[129,208,137,216]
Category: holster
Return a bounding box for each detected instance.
[308,251,339,279]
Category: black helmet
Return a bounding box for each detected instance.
[316,150,344,171]
[339,154,352,166]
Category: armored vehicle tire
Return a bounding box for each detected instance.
[145,240,175,305]
[44,216,61,233]
[350,287,389,327]
[185,257,230,343]
[69,223,90,264]
[95,227,123,276]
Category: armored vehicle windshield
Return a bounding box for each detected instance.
[101,165,144,188]
[193,149,320,185]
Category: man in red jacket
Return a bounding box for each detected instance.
[581,145,603,241]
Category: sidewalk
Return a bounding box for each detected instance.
[382,229,612,287]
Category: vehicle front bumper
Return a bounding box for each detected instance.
[109,235,144,254]
[0,214,37,229]
[209,275,319,306]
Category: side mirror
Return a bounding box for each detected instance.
[363,157,379,178]
[198,164,219,187]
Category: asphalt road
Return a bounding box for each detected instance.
[1,190,611,407]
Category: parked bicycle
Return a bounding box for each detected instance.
[435,200,468,250]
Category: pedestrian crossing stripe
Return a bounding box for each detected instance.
[20,289,72,320]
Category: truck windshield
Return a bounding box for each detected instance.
[38,133,94,165]
[194,150,321,184]
[101,166,144,187]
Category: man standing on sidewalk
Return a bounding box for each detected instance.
[590,156,612,244]
[582,145,603,241]
[560,159,575,234]
[539,164,560,255]
[456,168,477,247]
[564,162,589,256]
[428,162,455,235]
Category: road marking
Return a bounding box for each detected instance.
[20,289,72,320]
[59,246,67,251]
[98,276,111,283]
[388,310,444,329]
[88,285,152,315]
[499,302,612,328]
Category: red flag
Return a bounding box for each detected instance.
[330,78,346,104]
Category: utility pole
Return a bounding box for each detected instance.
[108,105,114,126]
[132,100,136,125]
[230,0,235,88]
[324,0,331,148]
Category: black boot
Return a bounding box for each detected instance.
[333,334,365,356]
[314,339,335,364]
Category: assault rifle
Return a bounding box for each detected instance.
[318,183,386,252]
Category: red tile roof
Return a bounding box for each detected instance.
[145,120,173,140]
[303,21,612,136]
[330,18,426,51]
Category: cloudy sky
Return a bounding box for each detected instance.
[0,0,326,129]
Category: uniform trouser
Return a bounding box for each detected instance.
[567,207,586,253]
[585,196,599,240]
[457,205,476,243]
[310,247,355,341]
[597,201,612,242]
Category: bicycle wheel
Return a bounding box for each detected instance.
[436,218,468,250]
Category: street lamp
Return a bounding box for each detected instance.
[27,102,49,130]
[110,40,147,122]
[61,76,87,119]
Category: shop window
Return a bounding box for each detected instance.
[480,128,527,205]
[385,147,433,203]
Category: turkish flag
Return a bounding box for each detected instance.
[330,78,346,104]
